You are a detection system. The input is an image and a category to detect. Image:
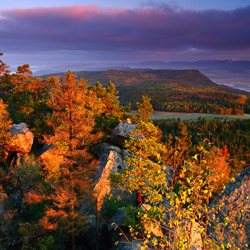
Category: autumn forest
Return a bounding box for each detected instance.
[0,56,250,250]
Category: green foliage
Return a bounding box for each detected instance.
[19,223,56,250]
[103,195,125,217]
[14,155,42,192]
[92,81,124,141]
[26,203,46,222]
[0,64,52,137]
[123,205,143,230]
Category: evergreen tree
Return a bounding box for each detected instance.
[26,71,102,250]
[93,81,124,140]
[137,95,153,121]
[0,99,11,162]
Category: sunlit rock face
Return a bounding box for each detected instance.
[6,123,34,155]
[209,166,250,249]
[94,143,126,212]
[110,122,137,148]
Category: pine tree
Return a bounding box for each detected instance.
[93,81,124,140]
[0,99,12,162]
[137,95,154,121]
[27,71,102,250]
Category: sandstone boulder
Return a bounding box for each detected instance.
[7,123,34,154]
[208,166,250,249]
[94,143,126,211]
[110,122,137,148]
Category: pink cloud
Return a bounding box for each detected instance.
[0,5,249,54]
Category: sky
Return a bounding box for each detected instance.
[1,0,250,73]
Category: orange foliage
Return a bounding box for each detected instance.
[25,190,45,204]
[39,217,58,230]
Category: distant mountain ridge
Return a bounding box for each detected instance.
[42,69,214,86]
[135,60,250,73]
[41,68,249,96]
[40,68,250,115]
[36,59,250,93]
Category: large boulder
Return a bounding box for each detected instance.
[208,166,250,249]
[6,123,34,154]
[111,122,137,148]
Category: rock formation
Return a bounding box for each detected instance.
[94,143,127,211]
[6,123,34,155]
[209,166,250,249]
[110,122,137,148]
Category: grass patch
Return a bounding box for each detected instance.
[150,112,250,121]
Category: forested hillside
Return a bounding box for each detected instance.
[42,69,250,115]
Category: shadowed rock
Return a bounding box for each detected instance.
[110,122,137,148]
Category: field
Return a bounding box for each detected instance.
[130,110,250,121]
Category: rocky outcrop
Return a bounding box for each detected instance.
[110,122,137,148]
[6,123,34,155]
[164,165,174,187]
[208,166,250,249]
[94,143,128,211]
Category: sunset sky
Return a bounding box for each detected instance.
[1,0,250,73]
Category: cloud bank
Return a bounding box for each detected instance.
[0,5,250,54]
